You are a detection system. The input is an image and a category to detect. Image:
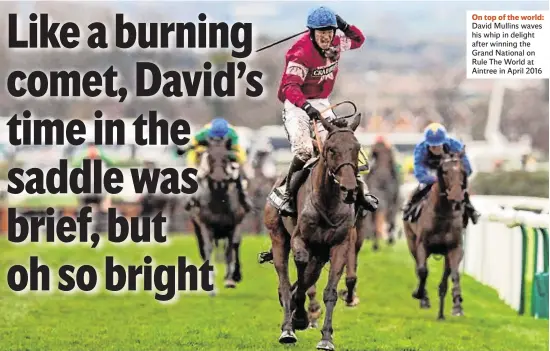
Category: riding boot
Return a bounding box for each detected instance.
[402,183,431,220]
[463,191,480,225]
[236,175,254,213]
[279,156,307,215]
[356,176,379,212]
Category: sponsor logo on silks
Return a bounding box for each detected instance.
[285,61,308,80]
[311,62,338,77]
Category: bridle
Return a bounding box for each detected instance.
[321,128,359,186]
[436,155,465,201]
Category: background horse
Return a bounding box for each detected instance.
[403,150,466,320]
[264,112,362,351]
[364,140,401,251]
[191,137,246,290]
[248,151,277,234]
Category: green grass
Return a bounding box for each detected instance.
[0,235,547,351]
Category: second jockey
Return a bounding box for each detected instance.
[269,5,379,216]
[177,118,254,213]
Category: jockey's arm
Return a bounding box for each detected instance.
[448,138,473,176]
[280,50,309,108]
[413,143,435,185]
[227,128,246,164]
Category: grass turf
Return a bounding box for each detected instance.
[0,235,547,351]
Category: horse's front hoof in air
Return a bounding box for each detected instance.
[316,339,335,351]
[420,298,431,309]
[292,310,309,330]
[278,330,297,344]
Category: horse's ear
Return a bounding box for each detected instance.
[349,113,362,131]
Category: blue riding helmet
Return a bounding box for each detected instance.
[307,6,337,29]
[209,118,229,138]
[424,123,448,146]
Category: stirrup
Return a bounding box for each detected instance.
[258,250,273,264]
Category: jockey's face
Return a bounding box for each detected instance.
[429,145,444,155]
[314,29,334,50]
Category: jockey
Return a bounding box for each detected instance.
[177,117,253,213]
[269,5,379,216]
[402,123,481,225]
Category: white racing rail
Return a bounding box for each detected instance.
[463,195,549,317]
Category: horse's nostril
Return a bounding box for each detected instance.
[340,185,347,192]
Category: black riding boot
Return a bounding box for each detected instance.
[279,156,307,215]
[402,183,431,220]
[463,191,480,225]
[236,175,254,213]
[356,177,379,212]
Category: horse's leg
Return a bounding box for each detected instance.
[223,230,237,288]
[371,214,380,251]
[192,218,206,261]
[292,256,323,331]
[270,226,295,343]
[340,226,360,307]
[317,241,348,351]
[412,240,431,308]
[437,255,451,320]
[231,229,242,283]
[374,209,387,249]
[307,285,322,328]
[199,224,216,296]
[448,245,465,316]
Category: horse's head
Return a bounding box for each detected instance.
[436,149,466,205]
[318,113,362,204]
[206,137,231,185]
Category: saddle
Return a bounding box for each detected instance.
[267,157,319,209]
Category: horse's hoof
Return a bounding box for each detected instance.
[452,308,464,316]
[420,299,431,309]
[232,271,242,283]
[437,315,445,321]
[292,309,309,330]
[308,321,318,329]
[224,279,236,288]
[279,330,297,344]
[372,243,379,251]
[388,237,395,245]
[316,339,335,351]
[346,296,360,307]
[208,290,217,297]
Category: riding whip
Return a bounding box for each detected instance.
[255,30,308,52]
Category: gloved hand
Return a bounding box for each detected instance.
[335,15,349,32]
[364,194,379,212]
[301,102,322,121]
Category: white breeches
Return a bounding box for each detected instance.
[282,98,336,162]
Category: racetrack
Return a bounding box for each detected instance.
[0,235,547,351]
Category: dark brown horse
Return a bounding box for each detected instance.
[403,150,466,320]
[190,138,246,291]
[264,112,362,350]
[364,139,401,250]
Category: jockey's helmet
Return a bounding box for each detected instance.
[306,6,337,29]
[209,118,229,138]
[424,123,448,146]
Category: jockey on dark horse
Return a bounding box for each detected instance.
[267,6,379,217]
[176,117,254,213]
[402,123,481,226]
